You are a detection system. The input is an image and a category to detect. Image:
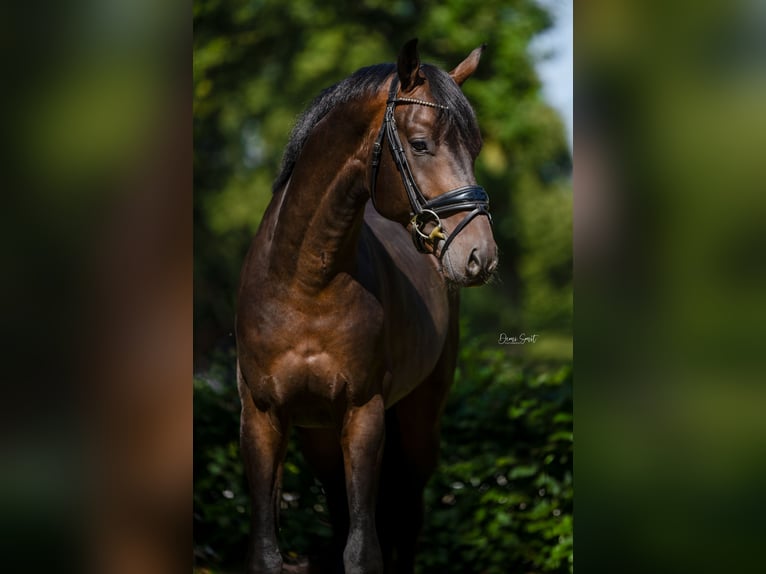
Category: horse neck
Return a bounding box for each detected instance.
[269,97,383,292]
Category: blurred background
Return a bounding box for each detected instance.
[194,0,572,572]
[576,0,766,572]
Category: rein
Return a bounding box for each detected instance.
[370,76,491,256]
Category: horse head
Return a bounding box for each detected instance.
[371,39,498,286]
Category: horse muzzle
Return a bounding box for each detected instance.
[439,213,498,286]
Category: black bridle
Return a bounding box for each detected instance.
[370,76,491,255]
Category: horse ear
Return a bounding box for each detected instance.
[398,38,424,93]
[449,43,486,86]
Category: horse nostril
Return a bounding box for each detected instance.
[487,257,498,274]
[466,248,482,277]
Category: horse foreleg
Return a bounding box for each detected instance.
[378,407,440,574]
[341,394,385,574]
[297,427,348,573]
[240,383,289,574]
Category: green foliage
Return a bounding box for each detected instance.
[193,342,573,572]
[193,357,248,564]
[420,339,573,573]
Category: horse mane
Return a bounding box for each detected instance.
[272,61,482,193]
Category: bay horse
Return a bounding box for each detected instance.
[235,39,498,574]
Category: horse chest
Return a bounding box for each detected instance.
[239,284,385,416]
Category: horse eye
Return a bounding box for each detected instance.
[411,140,429,153]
